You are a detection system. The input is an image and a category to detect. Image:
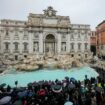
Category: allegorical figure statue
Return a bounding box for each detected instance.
[43,6,57,17]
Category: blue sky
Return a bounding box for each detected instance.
[0,0,105,30]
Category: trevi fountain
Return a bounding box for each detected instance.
[0,53,99,87]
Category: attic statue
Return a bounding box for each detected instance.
[43,6,57,17]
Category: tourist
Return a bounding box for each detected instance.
[0,76,105,105]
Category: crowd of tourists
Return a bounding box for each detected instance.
[0,75,105,105]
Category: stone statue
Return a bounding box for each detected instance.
[43,6,57,17]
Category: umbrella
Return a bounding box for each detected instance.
[28,91,34,97]
[64,101,73,105]
[52,85,62,93]
[37,89,46,96]
[13,100,22,105]
[65,76,69,80]
[70,77,76,83]
[0,96,11,105]
[16,87,26,92]
[32,83,39,87]
[18,91,28,98]
[68,83,75,90]
[95,87,104,93]
[81,87,87,93]
[0,83,6,88]
[38,81,44,85]
[28,83,33,87]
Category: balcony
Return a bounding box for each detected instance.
[13,49,20,53]
[4,37,10,40]
[70,38,75,41]
[4,49,10,53]
[84,49,90,52]
[77,49,82,52]
[22,50,29,53]
[70,49,75,53]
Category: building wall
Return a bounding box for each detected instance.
[90,31,97,55]
[91,31,97,45]
[0,7,91,60]
[96,21,105,57]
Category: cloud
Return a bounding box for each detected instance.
[0,0,105,29]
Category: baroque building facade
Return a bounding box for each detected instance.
[96,20,105,58]
[0,6,91,60]
[90,31,97,56]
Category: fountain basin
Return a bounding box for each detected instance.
[0,66,99,87]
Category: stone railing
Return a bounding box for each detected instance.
[13,49,20,53]
[4,49,10,53]
[22,50,29,53]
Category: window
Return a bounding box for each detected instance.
[101,45,103,50]
[78,43,81,50]
[85,43,88,50]
[84,34,88,40]
[5,43,9,50]
[10,30,13,33]
[6,30,9,36]
[34,34,39,39]
[19,31,23,33]
[23,34,28,40]
[78,54,81,56]
[24,34,28,39]
[23,31,28,40]
[4,30,10,39]
[71,43,74,50]
[23,42,28,51]
[5,55,8,59]
[5,42,10,50]
[14,31,19,40]
[85,54,87,58]
[1,30,4,33]
[70,34,74,40]
[14,42,19,50]
[15,55,18,60]
[6,21,8,24]
[78,34,81,40]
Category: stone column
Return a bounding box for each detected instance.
[19,33,22,54]
[75,41,78,53]
[39,33,43,54]
[54,42,56,54]
[10,34,14,54]
[0,33,4,54]
[43,42,45,54]
[57,33,61,54]
[0,33,2,59]
[66,34,70,53]
[81,35,85,53]
[28,32,33,54]
[0,33,1,53]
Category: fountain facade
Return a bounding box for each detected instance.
[0,6,92,61]
[0,53,86,73]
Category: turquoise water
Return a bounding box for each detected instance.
[0,66,99,87]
